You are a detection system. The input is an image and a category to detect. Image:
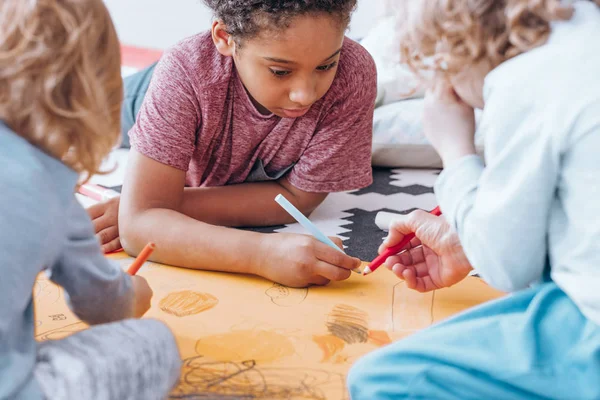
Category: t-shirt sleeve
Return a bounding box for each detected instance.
[128,49,202,171]
[287,44,376,193]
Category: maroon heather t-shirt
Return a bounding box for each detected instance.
[129,32,376,192]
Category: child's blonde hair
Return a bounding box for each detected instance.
[0,0,123,181]
[398,0,600,76]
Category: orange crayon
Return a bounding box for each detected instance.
[127,242,156,275]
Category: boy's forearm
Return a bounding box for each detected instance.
[120,208,266,274]
[179,180,326,227]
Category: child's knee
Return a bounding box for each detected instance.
[131,319,181,377]
[348,342,426,400]
[348,348,401,399]
[347,352,371,397]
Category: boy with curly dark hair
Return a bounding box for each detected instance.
[90,0,376,287]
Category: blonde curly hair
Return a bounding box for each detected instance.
[398,0,600,77]
[0,0,123,182]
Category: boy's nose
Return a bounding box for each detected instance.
[289,79,317,107]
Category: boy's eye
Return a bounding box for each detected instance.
[269,69,291,77]
[316,61,338,71]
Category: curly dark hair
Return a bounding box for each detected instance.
[202,0,357,41]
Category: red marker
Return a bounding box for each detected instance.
[78,183,120,202]
[363,206,442,276]
[127,243,156,275]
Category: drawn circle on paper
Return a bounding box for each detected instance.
[159,290,218,317]
[33,280,61,305]
[265,283,308,307]
[195,330,295,363]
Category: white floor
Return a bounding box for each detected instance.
[104,0,386,49]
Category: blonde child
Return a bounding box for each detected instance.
[88,0,374,288]
[349,1,600,398]
[0,1,180,399]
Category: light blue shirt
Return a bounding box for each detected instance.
[436,2,600,324]
[0,122,134,399]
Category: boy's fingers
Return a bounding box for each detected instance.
[316,243,361,271]
[313,261,352,282]
[394,265,416,287]
[101,237,121,254]
[379,233,414,256]
[86,202,106,220]
[309,275,331,286]
[328,236,344,250]
[97,226,119,246]
[381,229,406,250]
[93,213,116,234]
[420,276,439,293]
[384,255,402,269]
[403,246,426,266]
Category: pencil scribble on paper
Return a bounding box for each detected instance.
[326,304,369,344]
[265,284,308,307]
[169,356,347,400]
[33,279,61,305]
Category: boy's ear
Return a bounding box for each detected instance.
[211,20,235,57]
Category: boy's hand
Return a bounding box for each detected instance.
[87,196,121,253]
[257,233,361,288]
[131,275,153,318]
[423,78,477,166]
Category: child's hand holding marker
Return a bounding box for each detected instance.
[128,243,155,317]
[257,233,360,287]
[271,195,362,287]
[131,275,153,318]
[372,208,473,292]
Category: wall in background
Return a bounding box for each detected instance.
[104,0,385,49]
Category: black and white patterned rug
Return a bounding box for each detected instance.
[95,152,440,262]
[244,168,440,261]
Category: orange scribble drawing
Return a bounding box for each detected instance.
[159,290,218,317]
[195,330,295,363]
[367,330,392,347]
[313,334,346,362]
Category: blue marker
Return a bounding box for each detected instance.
[275,194,361,273]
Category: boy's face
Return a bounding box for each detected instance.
[217,15,346,118]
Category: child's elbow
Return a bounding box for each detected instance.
[297,193,327,216]
[119,213,147,257]
[120,230,145,258]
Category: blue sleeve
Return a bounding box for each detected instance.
[434,94,557,293]
[0,168,56,337]
[50,196,134,325]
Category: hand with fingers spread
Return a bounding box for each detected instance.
[257,233,361,288]
[423,77,477,166]
[379,210,473,292]
[86,196,122,253]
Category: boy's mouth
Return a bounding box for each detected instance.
[281,106,311,118]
